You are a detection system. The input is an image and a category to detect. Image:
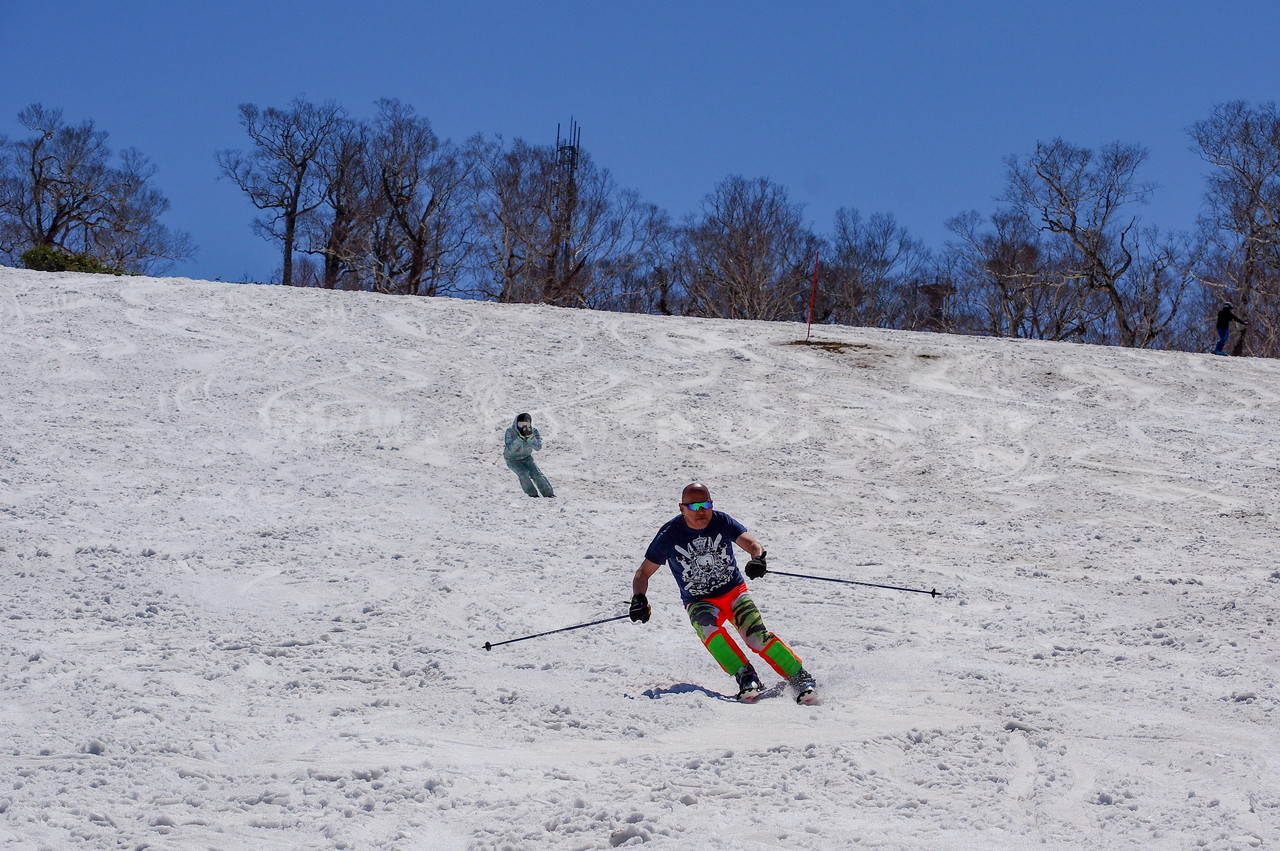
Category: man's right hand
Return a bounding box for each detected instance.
[629,593,651,623]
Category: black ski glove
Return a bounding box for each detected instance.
[629,593,651,623]
[745,550,768,579]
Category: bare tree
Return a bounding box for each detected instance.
[1003,139,1184,347]
[468,133,667,307]
[673,176,819,321]
[1189,100,1280,356]
[468,137,548,302]
[582,196,672,313]
[552,175,669,310]
[0,103,193,273]
[1125,227,1199,350]
[824,207,931,329]
[94,148,197,273]
[217,99,345,285]
[298,117,370,290]
[366,99,473,296]
[944,208,1107,341]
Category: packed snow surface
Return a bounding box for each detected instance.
[1,268,1276,849]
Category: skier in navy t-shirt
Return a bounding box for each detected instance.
[630,482,817,704]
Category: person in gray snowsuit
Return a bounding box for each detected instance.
[504,413,554,497]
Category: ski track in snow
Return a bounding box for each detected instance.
[0,269,1277,849]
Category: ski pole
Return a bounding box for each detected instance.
[483,613,630,651]
[764,569,940,598]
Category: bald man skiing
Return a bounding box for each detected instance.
[630,482,817,704]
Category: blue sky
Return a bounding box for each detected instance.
[4,2,1279,282]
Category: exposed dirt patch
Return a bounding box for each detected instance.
[783,339,869,354]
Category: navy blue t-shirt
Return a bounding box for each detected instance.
[645,511,748,604]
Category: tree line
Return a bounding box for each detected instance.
[0,105,194,275]
[4,98,1280,357]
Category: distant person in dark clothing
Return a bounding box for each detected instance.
[1214,302,1248,355]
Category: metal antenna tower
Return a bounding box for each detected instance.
[547,119,581,304]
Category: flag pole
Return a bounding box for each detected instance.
[806,251,820,340]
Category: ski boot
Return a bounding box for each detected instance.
[734,665,763,702]
[789,668,818,705]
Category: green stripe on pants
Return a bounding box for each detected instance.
[703,629,748,674]
[761,636,803,678]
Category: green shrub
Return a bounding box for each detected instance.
[20,245,125,275]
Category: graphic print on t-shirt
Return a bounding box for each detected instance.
[673,533,736,599]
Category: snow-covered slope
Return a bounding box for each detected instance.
[1,268,1276,849]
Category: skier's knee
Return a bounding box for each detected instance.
[688,607,719,631]
[742,629,775,654]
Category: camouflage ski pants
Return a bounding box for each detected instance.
[685,582,803,679]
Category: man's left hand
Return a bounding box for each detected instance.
[745,551,768,579]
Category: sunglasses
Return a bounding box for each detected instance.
[681,501,713,511]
